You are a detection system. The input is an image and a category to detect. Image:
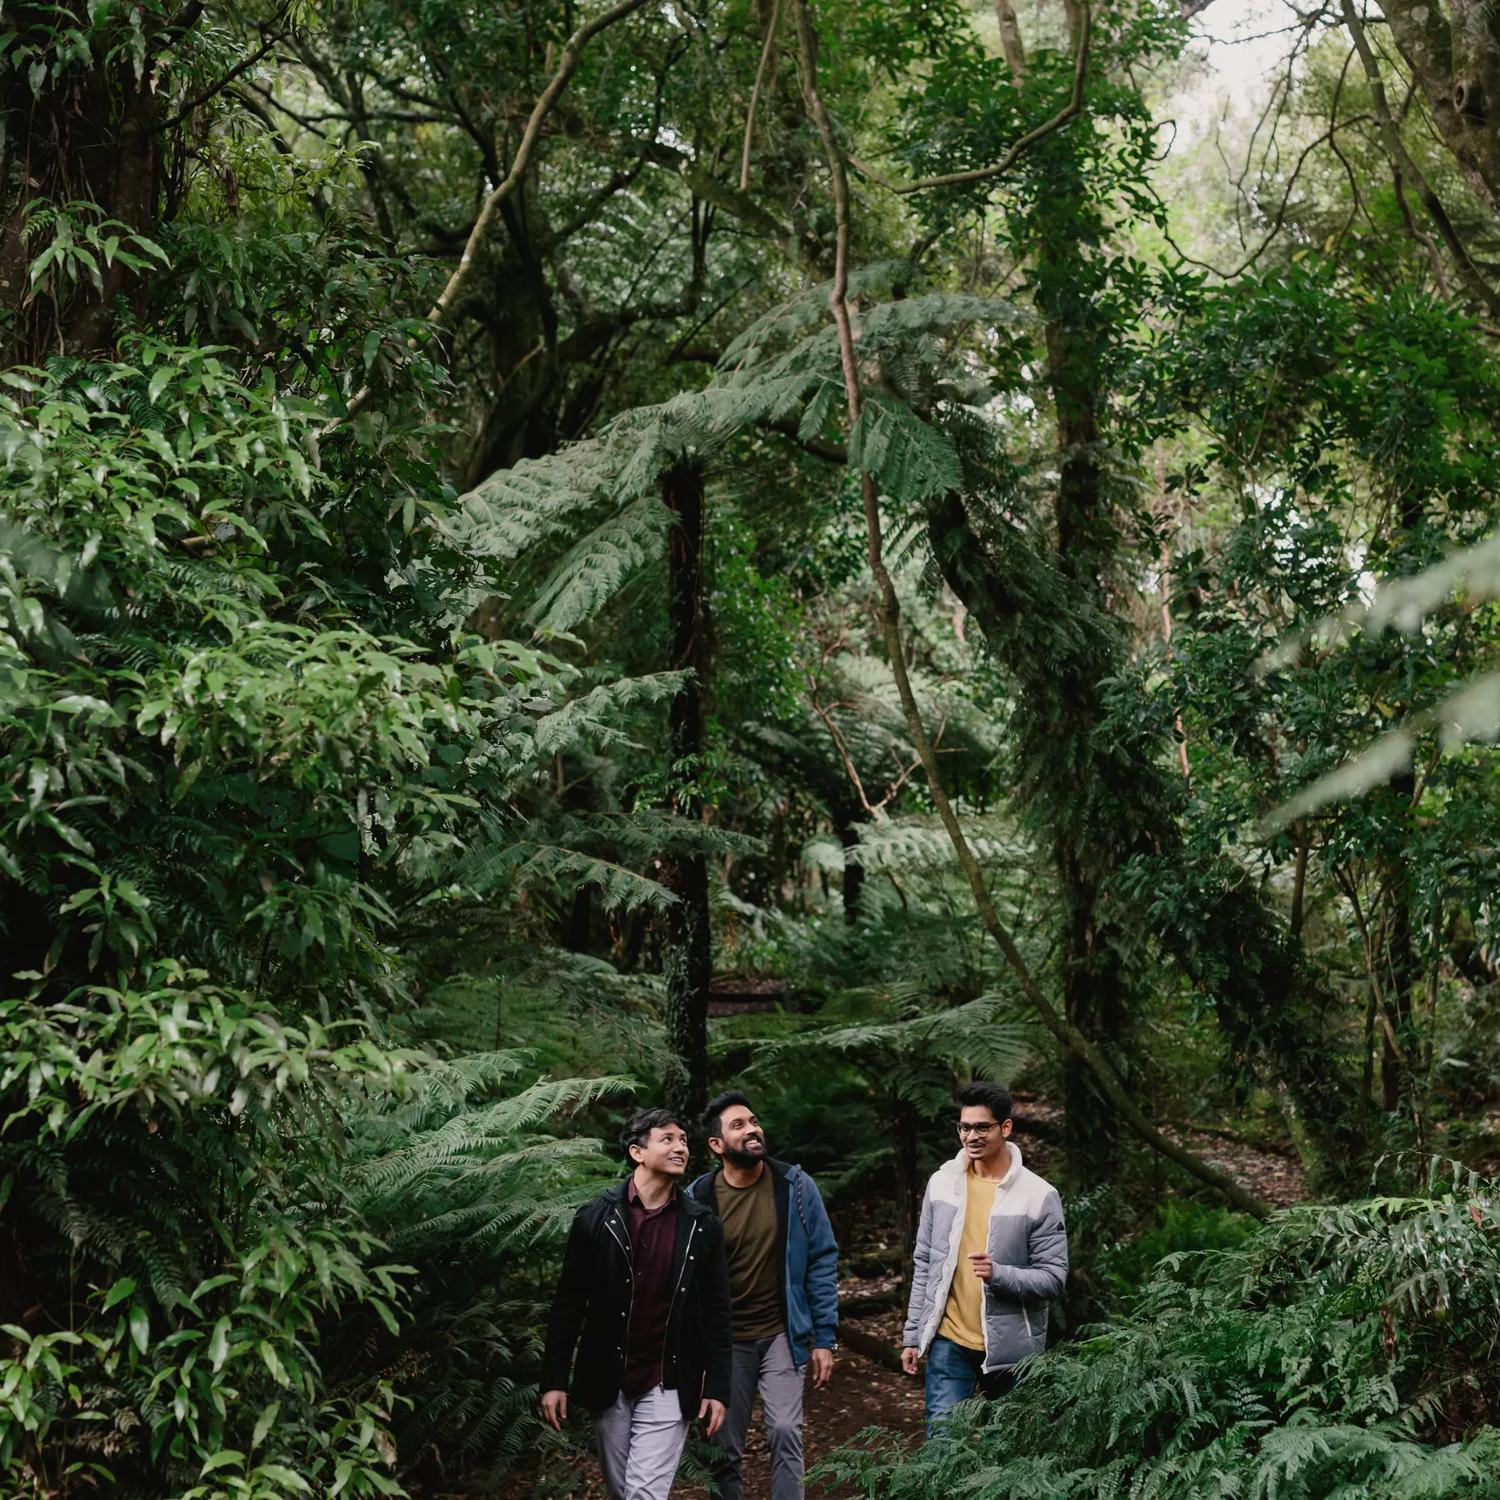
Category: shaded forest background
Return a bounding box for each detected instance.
[4,0,1500,1495]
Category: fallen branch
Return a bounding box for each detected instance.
[838,1323,904,1371]
[839,1286,903,1316]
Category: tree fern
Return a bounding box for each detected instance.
[343,1057,632,1488]
[526,494,676,631]
[739,990,1037,1100]
[457,837,677,912]
[530,671,685,757]
[449,278,1024,632]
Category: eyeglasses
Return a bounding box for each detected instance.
[957,1122,999,1136]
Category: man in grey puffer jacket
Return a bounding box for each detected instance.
[900,1080,1067,1429]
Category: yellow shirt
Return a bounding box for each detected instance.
[937,1170,999,1351]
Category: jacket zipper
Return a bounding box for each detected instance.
[981,1171,1009,1369]
[606,1211,635,1372]
[660,1217,698,1382]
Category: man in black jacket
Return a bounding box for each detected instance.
[541,1106,731,1500]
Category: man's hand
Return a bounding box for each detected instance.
[900,1345,920,1376]
[968,1251,994,1281]
[810,1347,835,1389]
[540,1389,568,1430]
[699,1398,726,1436]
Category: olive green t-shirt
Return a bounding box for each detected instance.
[714,1168,785,1341]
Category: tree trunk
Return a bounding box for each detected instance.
[889,1092,921,1260]
[1035,190,1126,1188]
[1377,505,1426,1116]
[839,815,865,924]
[661,462,711,1127]
[1,5,164,359]
[1378,0,1500,216]
[926,490,1366,1194]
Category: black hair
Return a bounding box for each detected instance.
[702,1089,753,1140]
[956,1079,1012,1124]
[620,1106,686,1163]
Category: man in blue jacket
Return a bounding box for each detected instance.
[689,1090,838,1500]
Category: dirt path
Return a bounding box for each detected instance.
[677,1324,922,1500]
[501,1293,922,1500]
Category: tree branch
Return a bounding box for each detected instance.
[425,0,649,327]
[740,0,783,191]
[538,43,680,252]
[1154,111,1371,279]
[993,0,1026,82]
[1338,0,1500,316]
[328,0,650,431]
[761,416,846,463]
[154,30,282,132]
[847,2,1089,196]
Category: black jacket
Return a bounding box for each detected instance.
[541,1178,732,1419]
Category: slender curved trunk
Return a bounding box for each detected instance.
[661,462,711,1126]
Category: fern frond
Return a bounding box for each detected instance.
[526,495,673,632]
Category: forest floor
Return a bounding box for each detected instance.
[495,1112,1309,1500]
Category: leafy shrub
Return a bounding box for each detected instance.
[1098,1198,1254,1298]
[820,1173,1500,1498]
[0,968,411,1499]
[0,339,664,1496]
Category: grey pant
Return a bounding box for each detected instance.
[711,1332,805,1500]
[595,1384,689,1500]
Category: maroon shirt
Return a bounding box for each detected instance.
[621,1177,679,1399]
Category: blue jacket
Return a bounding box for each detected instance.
[688,1157,838,1368]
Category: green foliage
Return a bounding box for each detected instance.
[0,315,690,1497]
[8,0,1500,1493]
[346,1057,628,1485]
[449,274,1024,634]
[821,1178,1500,1498]
[22,200,168,307]
[0,966,410,1499]
[742,985,1036,1101]
[1096,1199,1254,1298]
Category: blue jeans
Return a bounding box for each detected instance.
[923,1335,1017,1432]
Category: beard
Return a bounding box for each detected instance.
[722,1140,765,1168]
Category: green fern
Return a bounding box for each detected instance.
[449,280,1022,632]
[822,1183,1500,1499]
[526,495,676,632]
[847,394,963,503]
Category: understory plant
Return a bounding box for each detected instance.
[821,1169,1500,1498]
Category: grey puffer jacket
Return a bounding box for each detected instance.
[901,1144,1068,1373]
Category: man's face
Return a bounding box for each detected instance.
[957,1104,1011,1167]
[710,1102,766,1168]
[631,1123,690,1177]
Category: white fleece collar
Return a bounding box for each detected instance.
[940,1140,1022,1187]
